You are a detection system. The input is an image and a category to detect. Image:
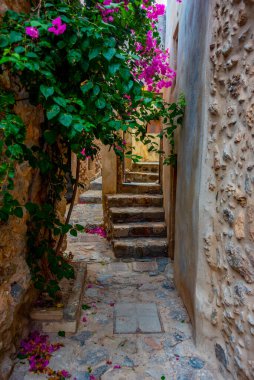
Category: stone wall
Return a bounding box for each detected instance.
[165,0,254,378]
[0,2,44,378]
[201,0,254,378]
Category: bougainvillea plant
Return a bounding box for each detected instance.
[0,0,184,297]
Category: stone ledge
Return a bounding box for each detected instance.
[30,264,87,333]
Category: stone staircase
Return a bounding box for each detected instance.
[105,162,168,258]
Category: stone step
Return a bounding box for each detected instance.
[125,171,159,183]
[112,237,168,258]
[112,222,167,238]
[106,194,163,208]
[132,162,159,173]
[109,207,164,223]
[89,176,102,190]
[79,190,102,204]
[119,182,161,194]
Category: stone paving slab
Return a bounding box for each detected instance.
[132,260,158,272]
[114,303,162,334]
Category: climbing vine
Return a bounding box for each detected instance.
[0,0,184,298]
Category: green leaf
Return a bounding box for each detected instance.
[102,48,116,61]
[88,48,100,60]
[10,31,22,44]
[75,224,84,231]
[82,304,91,310]
[70,229,77,236]
[53,97,67,108]
[14,46,25,54]
[73,123,84,133]
[40,85,54,100]
[95,97,106,109]
[80,81,93,94]
[67,49,82,64]
[46,105,60,120]
[120,68,131,81]
[57,40,66,49]
[0,35,9,48]
[26,52,38,59]
[58,113,73,127]
[93,85,100,96]
[81,39,90,50]
[44,130,57,144]
[108,63,120,75]
[13,207,23,218]
[58,330,65,337]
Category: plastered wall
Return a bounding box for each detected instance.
[165,0,254,378]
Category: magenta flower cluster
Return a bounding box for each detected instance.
[48,16,67,35]
[25,17,66,40]
[85,226,107,238]
[141,3,166,22]
[25,26,39,39]
[133,30,176,92]
[97,0,128,23]
[80,148,91,159]
[18,331,71,379]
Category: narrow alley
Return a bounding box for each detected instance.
[10,180,219,380]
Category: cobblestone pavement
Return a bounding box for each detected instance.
[10,199,221,380]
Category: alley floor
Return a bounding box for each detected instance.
[10,189,220,380]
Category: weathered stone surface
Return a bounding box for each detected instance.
[112,222,167,238]
[226,244,254,283]
[126,171,159,183]
[106,194,163,208]
[114,303,162,334]
[101,368,138,380]
[234,211,245,240]
[215,343,228,370]
[132,261,158,272]
[70,331,93,346]
[113,238,168,259]
[110,207,165,223]
[79,348,109,366]
[188,357,205,369]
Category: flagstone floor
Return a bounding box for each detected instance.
[10,195,221,380]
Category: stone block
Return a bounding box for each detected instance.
[101,368,138,380]
[132,261,158,272]
[114,303,162,333]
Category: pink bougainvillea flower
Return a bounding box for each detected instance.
[86,226,107,238]
[48,16,67,35]
[87,283,93,288]
[80,148,91,159]
[18,331,63,373]
[60,369,71,378]
[90,375,97,380]
[109,302,115,307]
[25,26,39,39]
[113,364,121,369]
[82,316,87,322]
[52,16,62,27]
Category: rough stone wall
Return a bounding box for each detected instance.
[201,0,254,378]
[0,2,43,378]
[165,0,254,379]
